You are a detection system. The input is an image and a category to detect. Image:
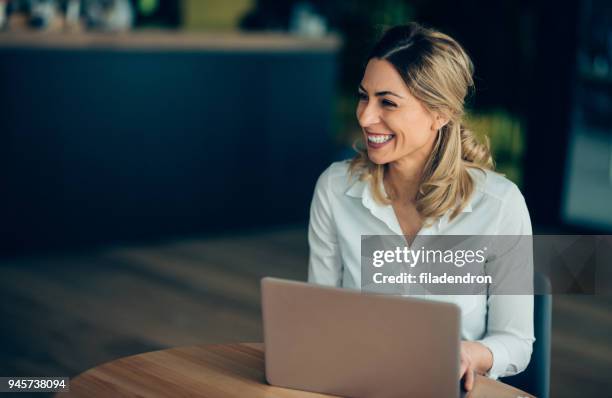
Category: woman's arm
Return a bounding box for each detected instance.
[460,183,535,390]
[476,294,534,378]
[307,166,343,286]
[477,183,535,379]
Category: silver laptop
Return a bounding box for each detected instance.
[261,277,462,398]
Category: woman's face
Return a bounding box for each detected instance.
[356,58,445,166]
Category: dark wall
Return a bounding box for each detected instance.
[0,47,337,254]
[523,0,579,229]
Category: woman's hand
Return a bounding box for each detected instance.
[459,341,494,391]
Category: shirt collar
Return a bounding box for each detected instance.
[344,176,368,198]
[345,177,473,233]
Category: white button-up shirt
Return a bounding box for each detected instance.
[307,160,535,379]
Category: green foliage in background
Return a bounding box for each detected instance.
[371,0,414,28]
[464,110,524,186]
[138,0,159,16]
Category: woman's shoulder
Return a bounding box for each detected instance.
[466,168,531,233]
[321,159,353,177]
[315,159,356,190]
[467,167,525,205]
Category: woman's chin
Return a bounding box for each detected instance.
[366,153,389,165]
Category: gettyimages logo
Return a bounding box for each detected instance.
[360,235,610,295]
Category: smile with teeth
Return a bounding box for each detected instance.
[367,134,395,144]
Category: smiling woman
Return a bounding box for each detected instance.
[307,22,534,393]
[351,23,493,227]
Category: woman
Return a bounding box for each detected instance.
[307,23,534,392]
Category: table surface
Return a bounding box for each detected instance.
[59,343,534,398]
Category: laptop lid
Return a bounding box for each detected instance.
[262,277,461,398]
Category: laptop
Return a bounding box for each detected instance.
[261,277,462,398]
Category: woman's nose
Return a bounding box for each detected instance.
[357,102,381,127]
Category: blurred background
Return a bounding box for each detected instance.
[0,0,610,397]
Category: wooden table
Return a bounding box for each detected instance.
[60,343,534,397]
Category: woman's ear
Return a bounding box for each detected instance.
[432,112,450,131]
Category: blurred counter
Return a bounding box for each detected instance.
[0,31,340,254]
[0,30,341,51]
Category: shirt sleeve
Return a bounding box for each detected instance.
[477,184,535,379]
[307,166,343,287]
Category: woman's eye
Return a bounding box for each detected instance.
[382,99,397,108]
[357,92,368,101]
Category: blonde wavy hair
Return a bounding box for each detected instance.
[349,22,493,225]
